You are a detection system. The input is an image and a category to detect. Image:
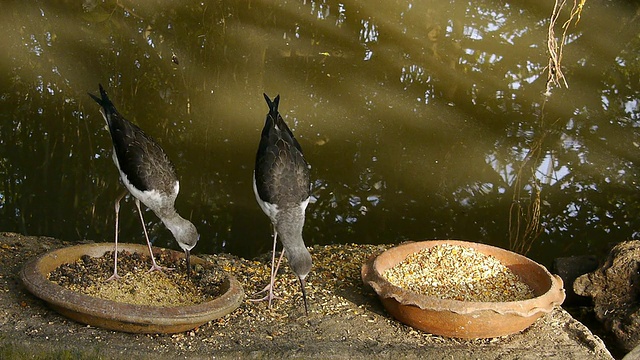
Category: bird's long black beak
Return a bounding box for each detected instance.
[299,277,309,316]
[185,249,191,279]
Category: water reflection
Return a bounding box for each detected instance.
[0,0,638,266]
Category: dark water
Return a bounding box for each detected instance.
[0,0,638,267]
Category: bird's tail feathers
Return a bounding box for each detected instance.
[88,84,119,117]
[263,93,281,121]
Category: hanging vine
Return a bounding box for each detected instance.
[508,1,584,254]
[545,0,586,95]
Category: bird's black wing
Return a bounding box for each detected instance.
[255,94,310,206]
[89,84,178,195]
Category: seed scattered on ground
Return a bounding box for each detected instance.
[383,244,535,302]
[47,250,225,307]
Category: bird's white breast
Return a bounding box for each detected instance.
[252,171,279,220]
[113,150,178,211]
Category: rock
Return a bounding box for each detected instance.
[553,255,599,306]
[574,240,640,351]
[623,343,640,360]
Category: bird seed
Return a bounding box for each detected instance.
[383,244,535,302]
[48,251,224,307]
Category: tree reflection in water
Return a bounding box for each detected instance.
[0,0,638,265]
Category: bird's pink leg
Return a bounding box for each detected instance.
[135,199,173,273]
[106,191,127,281]
[250,229,284,306]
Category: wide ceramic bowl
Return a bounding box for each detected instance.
[21,243,244,334]
[361,240,565,339]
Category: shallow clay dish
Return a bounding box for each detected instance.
[21,243,244,334]
[361,240,565,339]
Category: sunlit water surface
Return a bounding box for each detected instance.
[1,0,639,267]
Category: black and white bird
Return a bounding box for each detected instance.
[252,93,312,314]
[88,84,199,281]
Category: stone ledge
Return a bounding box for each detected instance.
[0,232,613,359]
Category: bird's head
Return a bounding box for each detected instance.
[287,245,312,315]
[289,246,312,279]
[176,220,199,251]
[174,220,199,277]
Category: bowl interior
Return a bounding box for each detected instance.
[21,243,244,334]
[374,240,553,298]
[362,240,566,338]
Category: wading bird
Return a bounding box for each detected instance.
[88,84,199,281]
[252,93,312,314]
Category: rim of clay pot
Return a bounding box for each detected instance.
[21,243,244,333]
[362,240,565,317]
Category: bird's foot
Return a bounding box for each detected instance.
[147,263,174,273]
[252,282,273,296]
[106,272,121,282]
[249,292,283,304]
[249,284,282,304]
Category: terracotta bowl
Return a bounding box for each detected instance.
[361,240,565,339]
[21,243,244,334]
